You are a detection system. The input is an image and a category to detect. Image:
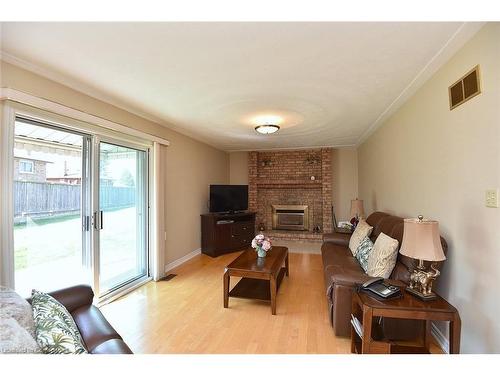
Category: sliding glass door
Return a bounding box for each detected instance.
[13,119,91,296]
[97,141,148,295]
[12,117,150,299]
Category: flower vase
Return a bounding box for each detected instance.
[256,247,267,258]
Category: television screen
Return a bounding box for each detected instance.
[209,185,248,213]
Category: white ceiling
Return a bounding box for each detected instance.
[0,22,483,151]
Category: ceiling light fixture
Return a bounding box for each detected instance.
[255,124,280,135]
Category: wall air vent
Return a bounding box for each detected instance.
[449,65,481,110]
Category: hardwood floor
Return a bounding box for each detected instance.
[100,250,443,354]
[100,251,351,354]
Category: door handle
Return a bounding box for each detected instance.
[93,211,104,230]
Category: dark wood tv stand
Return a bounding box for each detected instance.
[201,212,256,257]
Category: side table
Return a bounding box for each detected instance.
[351,284,461,354]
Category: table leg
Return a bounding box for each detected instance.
[424,320,432,350]
[270,275,277,315]
[361,306,373,354]
[449,315,461,354]
[285,252,289,276]
[223,269,229,308]
[351,295,360,353]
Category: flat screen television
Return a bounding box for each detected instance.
[209,185,248,213]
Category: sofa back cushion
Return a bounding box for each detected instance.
[366,212,389,234]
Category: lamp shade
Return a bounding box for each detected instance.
[350,199,365,219]
[399,218,446,262]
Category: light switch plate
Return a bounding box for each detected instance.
[486,189,499,208]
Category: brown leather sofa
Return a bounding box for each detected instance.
[322,212,448,338]
[29,284,132,354]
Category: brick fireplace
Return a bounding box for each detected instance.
[248,148,333,241]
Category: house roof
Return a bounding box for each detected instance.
[15,120,82,147]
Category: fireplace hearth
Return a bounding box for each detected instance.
[272,205,309,231]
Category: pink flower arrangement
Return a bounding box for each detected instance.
[251,233,272,252]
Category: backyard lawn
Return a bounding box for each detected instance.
[14,207,144,296]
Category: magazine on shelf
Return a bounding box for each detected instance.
[350,314,363,338]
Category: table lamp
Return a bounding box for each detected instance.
[399,215,446,301]
[350,198,365,228]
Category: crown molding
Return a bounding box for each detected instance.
[356,22,485,147]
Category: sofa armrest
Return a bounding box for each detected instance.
[329,265,371,287]
[322,232,351,247]
[49,284,95,313]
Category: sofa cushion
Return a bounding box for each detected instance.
[348,220,373,256]
[367,233,399,278]
[371,216,403,242]
[366,212,390,229]
[328,264,371,287]
[322,242,361,270]
[31,290,87,354]
[322,232,351,247]
[355,236,374,272]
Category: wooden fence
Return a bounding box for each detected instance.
[14,181,135,219]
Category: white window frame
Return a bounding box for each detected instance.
[0,103,16,286]
[1,93,167,302]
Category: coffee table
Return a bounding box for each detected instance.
[223,246,289,315]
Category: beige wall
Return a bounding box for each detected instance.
[228,148,359,221]
[229,152,249,184]
[332,147,359,221]
[358,23,500,353]
[1,61,229,266]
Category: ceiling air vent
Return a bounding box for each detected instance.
[449,65,481,110]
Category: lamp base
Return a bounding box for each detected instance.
[405,286,437,301]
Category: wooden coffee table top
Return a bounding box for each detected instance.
[226,246,288,275]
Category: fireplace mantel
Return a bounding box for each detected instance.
[256,180,322,189]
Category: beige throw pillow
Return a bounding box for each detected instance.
[366,232,399,278]
[348,220,373,256]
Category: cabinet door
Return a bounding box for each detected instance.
[215,223,234,251]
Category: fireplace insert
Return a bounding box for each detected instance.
[272,204,309,231]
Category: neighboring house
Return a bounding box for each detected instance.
[13,156,51,183]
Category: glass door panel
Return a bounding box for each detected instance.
[13,118,91,296]
[98,142,148,294]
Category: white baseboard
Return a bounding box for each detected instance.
[164,248,201,273]
[431,322,449,354]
